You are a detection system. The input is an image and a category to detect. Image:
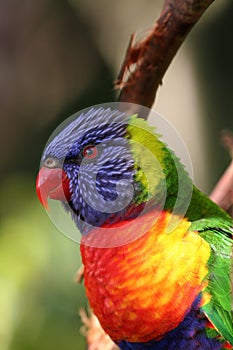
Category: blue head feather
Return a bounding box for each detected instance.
[42,107,145,233]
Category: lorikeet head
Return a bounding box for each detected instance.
[36,107,156,234]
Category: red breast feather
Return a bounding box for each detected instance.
[81,210,211,342]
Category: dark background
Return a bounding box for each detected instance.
[0,1,232,349]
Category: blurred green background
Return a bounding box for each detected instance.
[0,1,232,349]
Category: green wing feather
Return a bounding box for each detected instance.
[128,115,233,343]
[190,217,233,345]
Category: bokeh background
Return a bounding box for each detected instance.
[1,1,232,349]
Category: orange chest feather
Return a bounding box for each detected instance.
[80,211,211,342]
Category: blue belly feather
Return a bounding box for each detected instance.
[117,296,223,350]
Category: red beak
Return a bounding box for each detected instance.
[36,166,71,209]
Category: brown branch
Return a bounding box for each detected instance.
[80,309,119,350]
[117,0,215,111]
[210,130,233,217]
[75,264,84,283]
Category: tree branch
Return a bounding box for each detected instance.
[80,310,119,350]
[117,0,214,110]
[210,130,233,217]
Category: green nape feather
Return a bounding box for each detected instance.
[127,115,230,221]
[126,115,168,205]
[127,115,193,210]
[127,115,233,344]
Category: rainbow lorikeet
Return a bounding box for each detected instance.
[36,106,233,349]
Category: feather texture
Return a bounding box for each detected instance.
[38,107,233,349]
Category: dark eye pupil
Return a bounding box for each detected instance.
[83,146,98,159]
[86,148,94,156]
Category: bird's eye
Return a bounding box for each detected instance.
[83,145,98,159]
[44,157,59,168]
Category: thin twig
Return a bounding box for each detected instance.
[75,264,84,283]
[117,0,214,114]
[80,309,119,350]
[210,130,233,217]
